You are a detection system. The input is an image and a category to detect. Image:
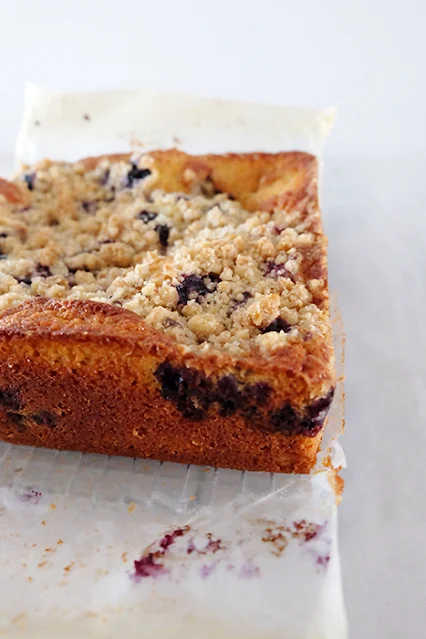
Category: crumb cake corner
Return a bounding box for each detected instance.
[0,149,335,473]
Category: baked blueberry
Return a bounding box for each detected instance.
[229,291,252,314]
[262,317,292,334]
[32,411,57,428]
[81,200,98,213]
[100,168,110,186]
[176,274,217,306]
[34,264,52,278]
[23,172,36,191]
[264,260,295,283]
[0,388,21,411]
[126,164,152,188]
[271,403,298,432]
[138,210,158,223]
[155,224,170,248]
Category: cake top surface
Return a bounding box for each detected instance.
[0,150,331,358]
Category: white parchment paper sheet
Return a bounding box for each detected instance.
[0,85,346,639]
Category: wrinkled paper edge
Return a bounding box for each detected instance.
[16,82,337,164]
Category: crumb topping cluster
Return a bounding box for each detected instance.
[0,156,328,356]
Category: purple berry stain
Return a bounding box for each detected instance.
[132,526,189,582]
[262,519,329,568]
[185,534,223,557]
[204,536,223,554]
[186,539,196,555]
[20,490,42,504]
[159,527,187,550]
[239,560,260,579]
[292,519,324,543]
[316,554,331,568]
[133,553,169,579]
[200,564,216,579]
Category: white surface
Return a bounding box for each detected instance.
[0,1,425,637]
[0,449,345,639]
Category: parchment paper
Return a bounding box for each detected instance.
[0,84,346,639]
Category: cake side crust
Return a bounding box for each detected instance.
[0,302,325,474]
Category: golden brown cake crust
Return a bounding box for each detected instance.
[0,150,335,473]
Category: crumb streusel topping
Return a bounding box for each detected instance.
[0,156,327,356]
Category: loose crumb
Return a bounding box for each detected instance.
[63,561,75,574]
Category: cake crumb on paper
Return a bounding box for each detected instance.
[327,468,344,505]
[64,561,75,574]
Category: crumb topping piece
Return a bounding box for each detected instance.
[0,155,328,356]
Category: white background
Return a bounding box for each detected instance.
[0,1,425,637]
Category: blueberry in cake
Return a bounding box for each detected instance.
[0,150,335,473]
